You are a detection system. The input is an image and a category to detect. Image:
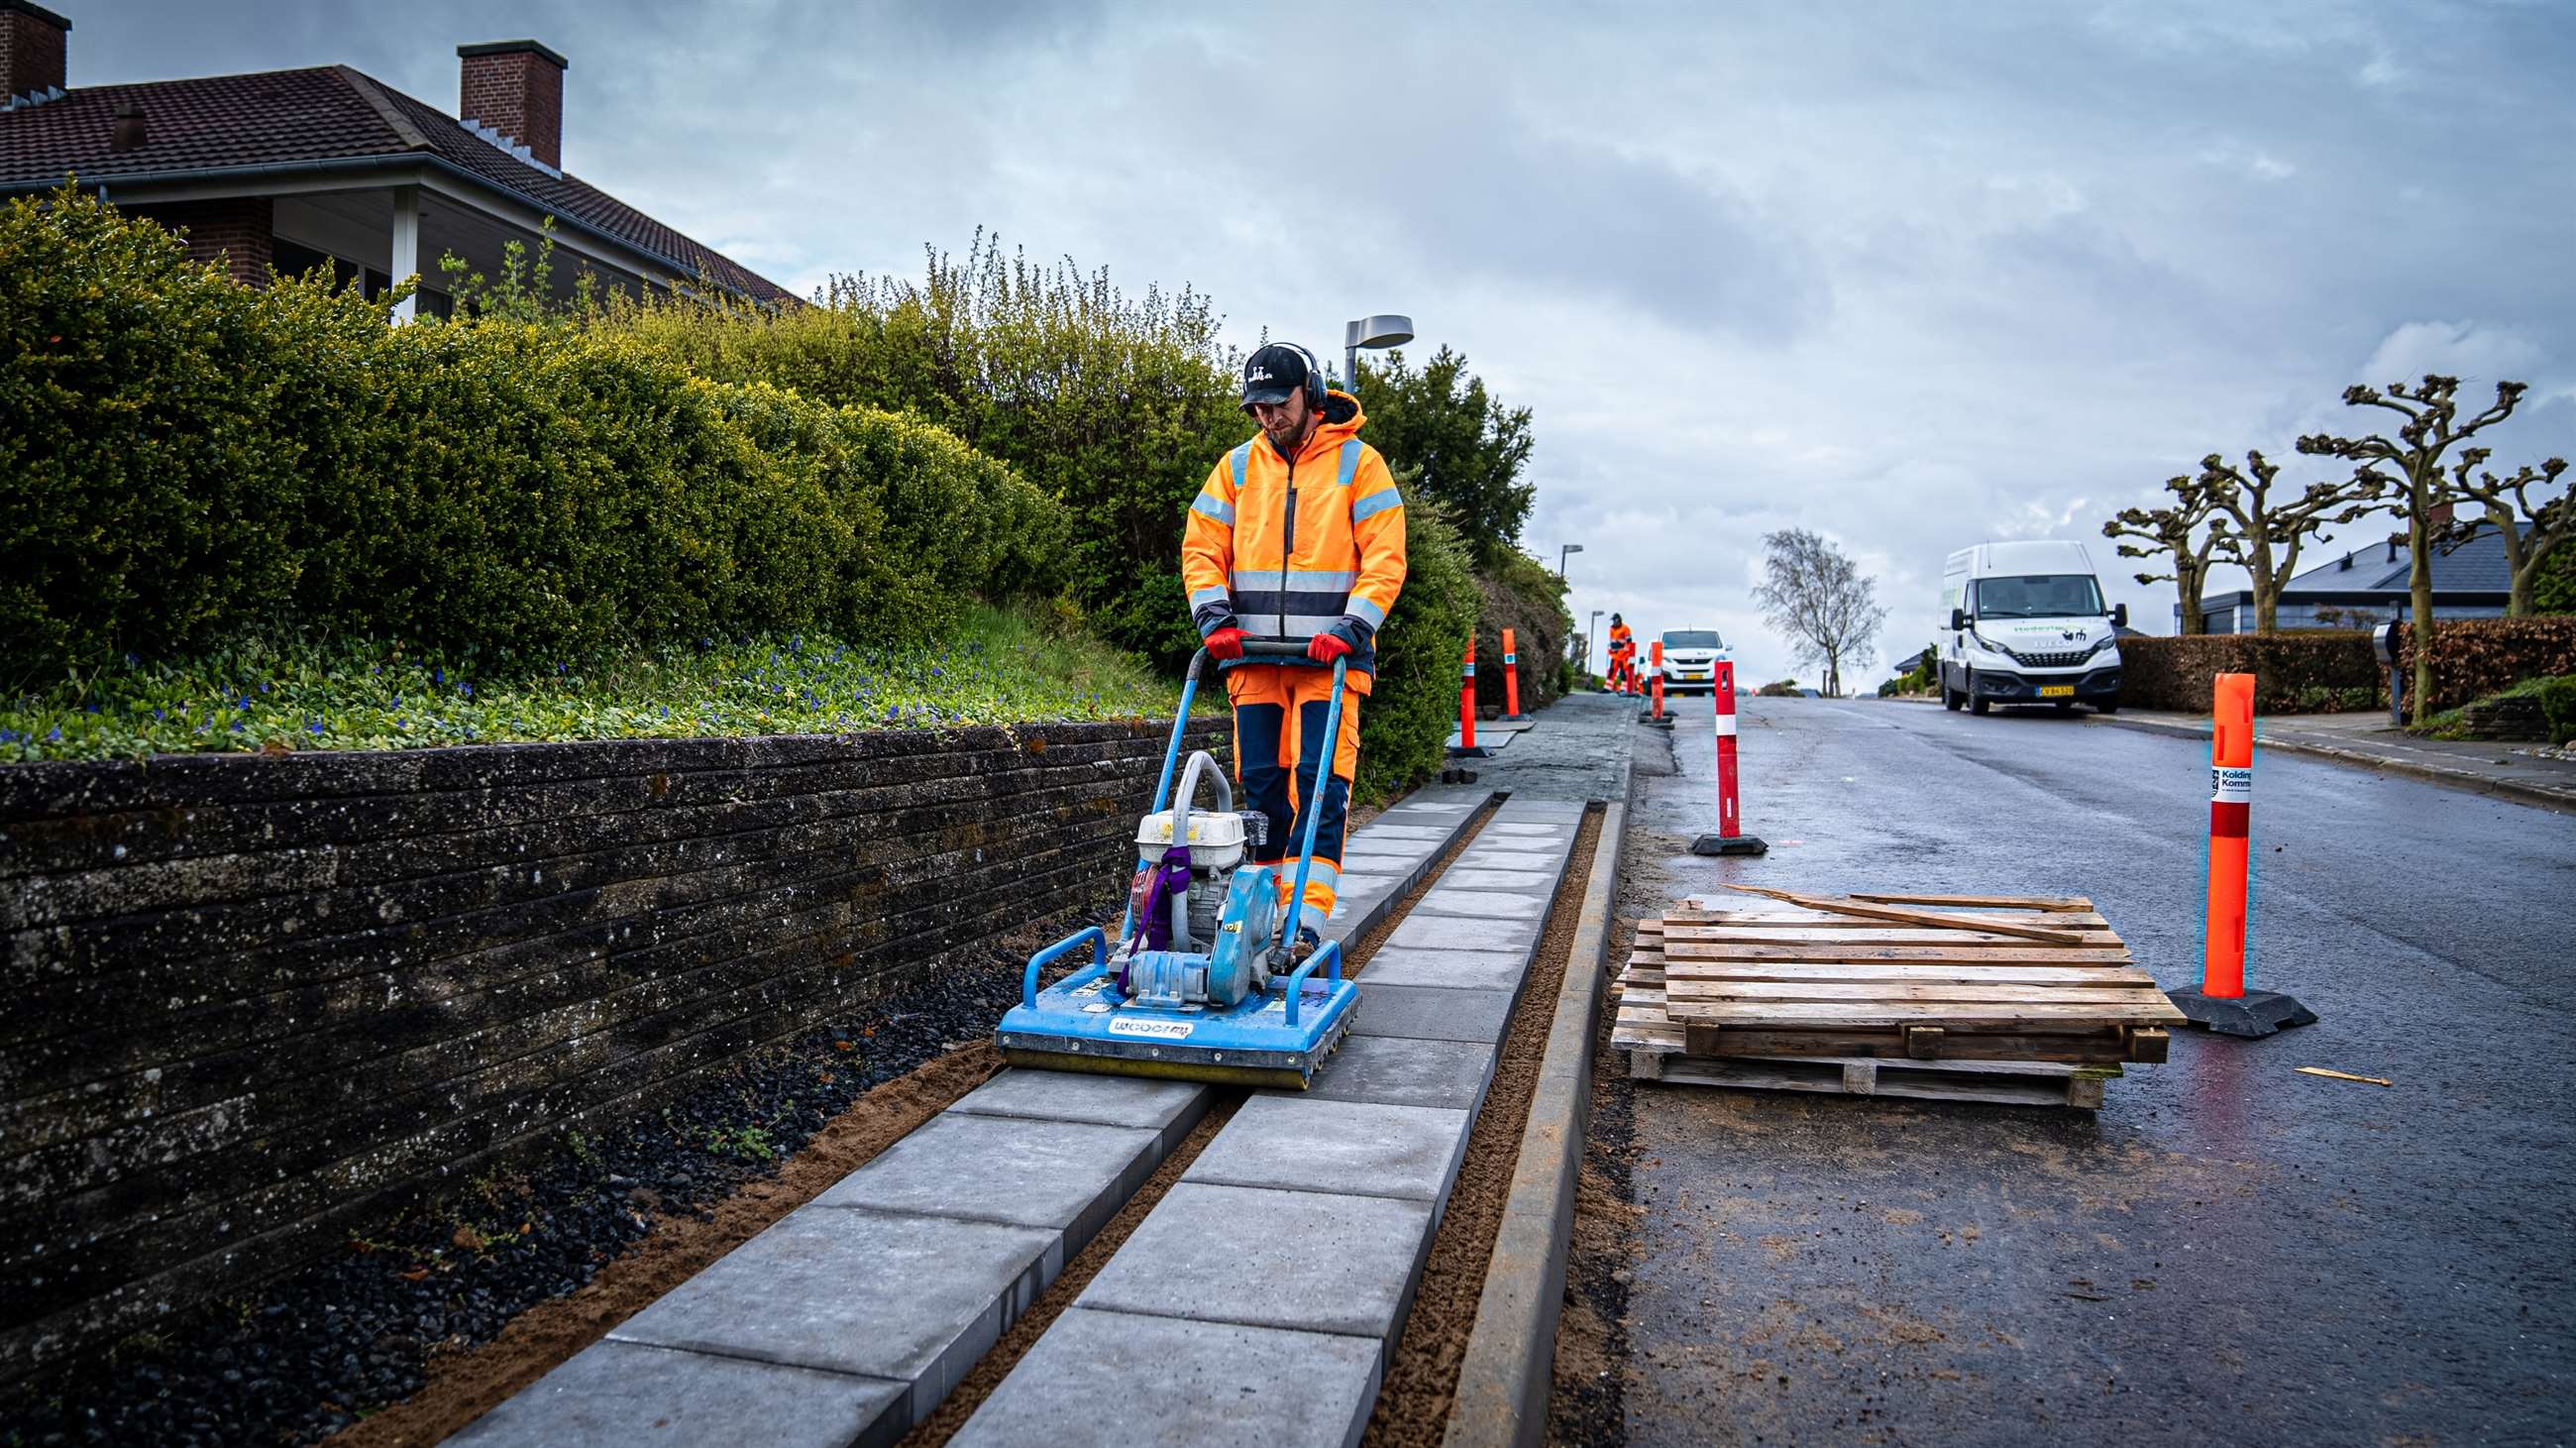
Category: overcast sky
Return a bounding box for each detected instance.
[68,0,2576,681]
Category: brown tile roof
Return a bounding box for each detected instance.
[0,63,798,303]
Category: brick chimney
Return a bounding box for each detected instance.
[2,0,71,106]
[457,40,566,170]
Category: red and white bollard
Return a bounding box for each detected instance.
[1689,659,1767,856]
[2168,672,2314,1037]
[1641,640,1672,727]
[1501,626,1530,722]
[1448,635,1491,758]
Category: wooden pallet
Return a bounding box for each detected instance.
[1614,892,2180,1071]
[1630,1051,2121,1109]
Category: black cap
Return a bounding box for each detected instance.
[1241,343,1313,408]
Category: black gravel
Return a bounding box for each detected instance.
[0,905,1108,1448]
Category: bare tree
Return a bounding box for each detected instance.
[2196,449,2391,632]
[2298,376,2532,724]
[2102,475,2226,634]
[2436,450,2572,615]
[1754,528,1888,699]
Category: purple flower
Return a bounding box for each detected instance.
[308,721,324,735]
[47,726,62,742]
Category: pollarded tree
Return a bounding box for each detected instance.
[1753,528,1887,699]
[2196,449,2391,632]
[2435,449,2572,616]
[2298,376,2532,724]
[2102,474,2227,634]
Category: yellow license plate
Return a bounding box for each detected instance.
[2039,685,2075,698]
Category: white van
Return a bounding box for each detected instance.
[1939,540,2127,715]
[1657,627,1727,695]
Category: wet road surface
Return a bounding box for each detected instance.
[1609,694,2574,1448]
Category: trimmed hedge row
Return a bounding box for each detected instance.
[2116,633,2381,714]
[0,188,1069,675]
[2395,616,2576,713]
[1472,552,1574,716]
[2119,617,2576,715]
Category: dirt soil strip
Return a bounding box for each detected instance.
[1545,909,1642,1448]
[1362,805,1604,1448]
[904,801,1502,1444]
[331,1045,1004,1447]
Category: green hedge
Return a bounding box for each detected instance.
[1471,553,1573,716]
[2113,632,2382,714]
[2539,676,2576,746]
[0,187,1067,675]
[2395,617,2576,713]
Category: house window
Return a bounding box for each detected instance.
[271,238,394,299]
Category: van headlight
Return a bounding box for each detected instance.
[2089,634,2117,656]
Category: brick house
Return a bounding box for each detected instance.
[0,1,794,315]
[2183,525,2521,633]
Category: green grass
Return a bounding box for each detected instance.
[2411,673,2570,740]
[0,607,1192,764]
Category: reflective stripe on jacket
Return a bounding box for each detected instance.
[1181,390,1408,680]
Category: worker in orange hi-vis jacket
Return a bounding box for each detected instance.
[1607,613,1637,693]
[1180,343,1408,957]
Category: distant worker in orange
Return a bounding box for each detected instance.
[1607,613,1637,694]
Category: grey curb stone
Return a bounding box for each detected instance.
[608,1207,1055,1421]
[1181,1095,1470,1205]
[1411,889,1547,921]
[945,1069,1209,1152]
[447,1340,908,1448]
[1387,914,1538,955]
[1359,947,1529,992]
[1350,983,1517,1044]
[1298,1034,1496,1112]
[949,1307,1381,1448]
[811,1112,1161,1251]
[1076,1181,1436,1340]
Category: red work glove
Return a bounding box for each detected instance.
[1307,631,1353,664]
[1206,626,1247,661]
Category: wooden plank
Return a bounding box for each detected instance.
[1845,892,2093,913]
[1657,911,2112,930]
[1662,945,2137,968]
[1664,981,2167,1005]
[1664,960,2152,986]
[1682,1025,2132,1064]
[1667,1000,2186,1027]
[1904,1025,1946,1059]
[1717,884,2088,945]
[1662,927,2126,948]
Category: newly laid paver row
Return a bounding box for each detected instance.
[448,788,1496,1447]
[952,796,1588,1448]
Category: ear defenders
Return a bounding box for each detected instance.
[1286,342,1328,409]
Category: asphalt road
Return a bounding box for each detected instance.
[1608,694,2574,1448]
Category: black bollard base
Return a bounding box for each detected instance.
[1499,714,1533,724]
[1447,743,1492,759]
[1439,766,1480,784]
[1689,833,1769,856]
[2166,988,2318,1039]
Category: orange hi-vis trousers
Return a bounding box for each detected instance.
[1225,663,1364,935]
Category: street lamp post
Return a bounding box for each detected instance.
[1558,542,1583,579]
[1343,313,1414,390]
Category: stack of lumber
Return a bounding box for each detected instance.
[1612,887,2183,1110]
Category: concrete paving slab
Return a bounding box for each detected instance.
[1411,888,1548,921]
[951,1307,1379,1448]
[1359,946,1529,991]
[1440,867,1556,890]
[1182,1095,1470,1205]
[811,1112,1159,1251]
[1484,821,1576,836]
[1455,846,1563,866]
[1078,1182,1435,1341]
[946,1069,1208,1152]
[446,1339,908,1448]
[1299,1033,1495,1112]
[1349,983,1517,1044]
[609,1207,1054,1417]
[1335,871,1398,894]
[1387,913,1537,955]
[1383,799,1477,814]
[1348,824,1454,840]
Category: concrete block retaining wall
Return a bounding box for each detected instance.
[0,722,1211,1383]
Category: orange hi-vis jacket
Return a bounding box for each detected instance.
[1609,620,1635,658]
[1182,390,1408,688]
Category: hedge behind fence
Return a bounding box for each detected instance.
[0,188,1070,675]
[2119,618,2576,715]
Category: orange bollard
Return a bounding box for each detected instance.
[1643,641,1672,726]
[2168,673,2314,1037]
[1448,635,1490,758]
[1689,659,1766,855]
[1501,627,1529,721]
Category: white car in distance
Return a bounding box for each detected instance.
[1658,628,1727,695]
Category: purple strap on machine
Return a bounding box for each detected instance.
[1120,844,1193,989]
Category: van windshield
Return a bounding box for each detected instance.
[1972,575,2103,618]
[1662,630,1724,649]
